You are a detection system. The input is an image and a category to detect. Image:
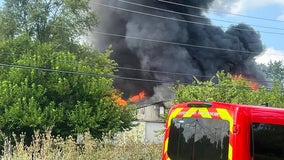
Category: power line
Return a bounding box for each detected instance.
[0,39,276,85]
[92,1,284,35]
[157,0,284,23]
[0,52,276,85]
[0,52,214,78]
[0,52,274,84]
[115,66,211,78]
[118,0,284,32]
[112,66,273,84]
[93,31,260,54]
[0,2,279,91]
[0,62,278,92]
[0,63,181,84]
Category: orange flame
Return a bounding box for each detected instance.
[115,97,127,106]
[231,74,258,90]
[130,91,146,103]
[112,91,127,106]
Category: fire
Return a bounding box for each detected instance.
[113,90,147,106]
[231,74,258,90]
[112,90,127,106]
[115,97,127,106]
[130,90,146,103]
[250,81,258,90]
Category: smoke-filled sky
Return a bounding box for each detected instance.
[208,0,284,64]
[87,0,272,100]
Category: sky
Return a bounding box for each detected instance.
[0,0,282,65]
[207,0,284,65]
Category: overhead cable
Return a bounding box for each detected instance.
[0,63,179,84]
[0,52,214,78]
[118,0,284,32]
[0,63,276,91]
[93,31,261,54]
[158,0,284,23]
[0,53,274,84]
[92,1,284,35]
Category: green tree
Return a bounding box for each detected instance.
[175,71,284,108]
[263,61,284,84]
[0,0,97,51]
[0,36,136,143]
[0,0,136,145]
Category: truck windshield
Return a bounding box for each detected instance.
[168,118,230,160]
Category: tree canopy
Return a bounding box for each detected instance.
[0,0,136,144]
[175,71,284,108]
[0,0,97,51]
[263,61,284,84]
[0,35,135,142]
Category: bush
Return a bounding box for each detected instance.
[0,130,162,160]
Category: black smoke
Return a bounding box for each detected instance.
[88,0,265,100]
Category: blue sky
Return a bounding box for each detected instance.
[206,0,284,64]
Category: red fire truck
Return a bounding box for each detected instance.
[162,101,284,160]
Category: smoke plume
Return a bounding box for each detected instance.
[87,0,265,100]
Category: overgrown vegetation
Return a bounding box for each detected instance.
[175,71,284,108]
[0,130,162,160]
[0,0,284,159]
[0,35,137,146]
[0,0,136,146]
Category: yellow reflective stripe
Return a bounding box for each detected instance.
[164,138,169,154]
[216,108,233,160]
[183,107,212,118]
[229,144,233,160]
[165,108,183,160]
[183,107,198,117]
[166,107,233,160]
[164,138,171,160]
[198,108,212,118]
[167,108,183,128]
[216,108,233,133]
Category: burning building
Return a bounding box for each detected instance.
[87,0,266,103]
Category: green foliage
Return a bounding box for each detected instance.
[0,0,136,148]
[0,0,97,51]
[263,61,284,84]
[0,37,136,143]
[175,71,284,108]
[0,130,161,160]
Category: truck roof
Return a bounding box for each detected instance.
[170,101,284,125]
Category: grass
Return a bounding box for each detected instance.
[0,129,162,160]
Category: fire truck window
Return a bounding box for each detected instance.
[252,123,284,160]
[168,118,230,160]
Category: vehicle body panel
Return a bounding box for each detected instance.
[162,101,284,160]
